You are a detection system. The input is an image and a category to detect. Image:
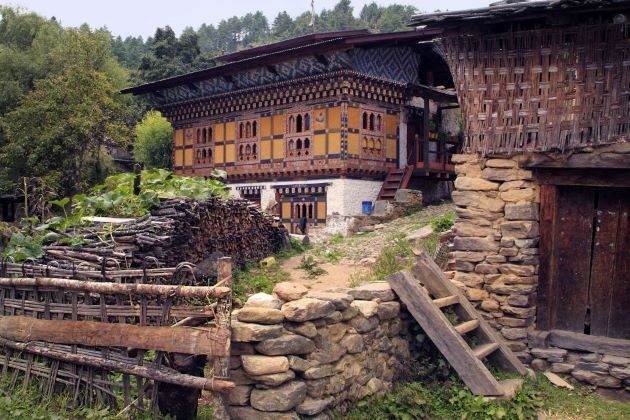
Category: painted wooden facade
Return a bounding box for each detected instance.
[123,30,459,233]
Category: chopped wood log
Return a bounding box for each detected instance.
[0,316,229,356]
[0,277,230,299]
[0,336,235,393]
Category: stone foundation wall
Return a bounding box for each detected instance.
[528,332,630,390]
[227,281,413,419]
[448,154,540,358]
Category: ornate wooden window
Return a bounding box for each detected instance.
[286,110,313,160]
[360,108,385,160]
[193,125,213,166]
[236,117,260,163]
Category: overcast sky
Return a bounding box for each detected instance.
[6,0,491,38]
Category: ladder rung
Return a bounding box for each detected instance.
[473,343,500,360]
[454,319,479,335]
[433,295,459,308]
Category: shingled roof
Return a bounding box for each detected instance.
[409,0,630,27]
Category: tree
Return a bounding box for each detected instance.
[1,65,130,197]
[133,111,173,169]
[272,11,294,39]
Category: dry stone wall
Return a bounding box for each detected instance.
[448,153,540,358]
[227,281,415,419]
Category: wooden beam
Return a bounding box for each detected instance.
[522,153,630,169]
[549,330,630,358]
[533,168,630,188]
[0,336,235,393]
[0,316,229,356]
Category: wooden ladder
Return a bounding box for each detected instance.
[387,250,528,396]
[377,165,414,201]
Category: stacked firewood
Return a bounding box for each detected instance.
[41,198,288,269]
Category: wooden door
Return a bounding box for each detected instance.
[541,186,630,339]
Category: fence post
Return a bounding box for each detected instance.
[211,257,232,419]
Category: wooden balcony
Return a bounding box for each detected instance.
[408,133,462,179]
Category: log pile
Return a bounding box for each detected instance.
[40,197,288,270]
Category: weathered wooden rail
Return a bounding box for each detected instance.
[0,257,234,417]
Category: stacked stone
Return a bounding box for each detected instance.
[449,154,540,359]
[227,281,411,419]
[527,332,630,390]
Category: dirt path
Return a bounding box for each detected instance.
[279,201,455,291]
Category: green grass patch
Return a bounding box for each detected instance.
[371,235,414,281]
[298,255,328,279]
[429,210,456,233]
[340,373,630,420]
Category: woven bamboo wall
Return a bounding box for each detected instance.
[437,22,630,155]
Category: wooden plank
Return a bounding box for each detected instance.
[433,295,459,308]
[589,189,621,337]
[0,316,229,356]
[551,187,595,333]
[536,184,557,330]
[455,319,479,335]
[549,330,630,358]
[523,154,630,169]
[411,252,528,375]
[387,271,505,396]
[473,343,500,360]
[607,190,630,339]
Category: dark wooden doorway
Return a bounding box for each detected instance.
[539,185,630,339]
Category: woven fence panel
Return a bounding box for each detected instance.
[437,22,630,155]
[0,263,228,416]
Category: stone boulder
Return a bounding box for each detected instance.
[348,282,395,301]
[306,291,354,310]
[273,282,308,301]
[282,298,335,322]
[231,320,284,342]
[245,292,282,309]
[237,307,285,324]
[255,334,316,356]
[250,381,307,412]
[241,355,289,376]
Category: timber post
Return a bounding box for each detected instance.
[211,256,233,419]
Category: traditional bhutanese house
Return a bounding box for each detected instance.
[122,30,461,234]
[411,0,630,387]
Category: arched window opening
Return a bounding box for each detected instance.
[296,114,303,132]
[369,113,375,131]
[308,203,313,219]
[239,123,244,139]
[304,113,310,131]
[245,144,251,156]
[252,144,257,156]
[208,127,213,141]
[362,112,368,130]
[376,115,382,132]
[208,149,213,160]
[289,139,295,151]
[369,138,375,150]
[296,138,302,150]
[196,128,201,144]
[246,122,251,138]
[362,137,368,149]
[252,121,257,137]
[196,150,201,162]
[239,145,244,158]
[202,128,207,144]
[202,149,207,162]
[376,139,382,151]
[301,204,307,218]
[295,204,301,218]
[304,138,310,149]
[289,116,295,133]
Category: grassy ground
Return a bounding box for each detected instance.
[339,374,630,420]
